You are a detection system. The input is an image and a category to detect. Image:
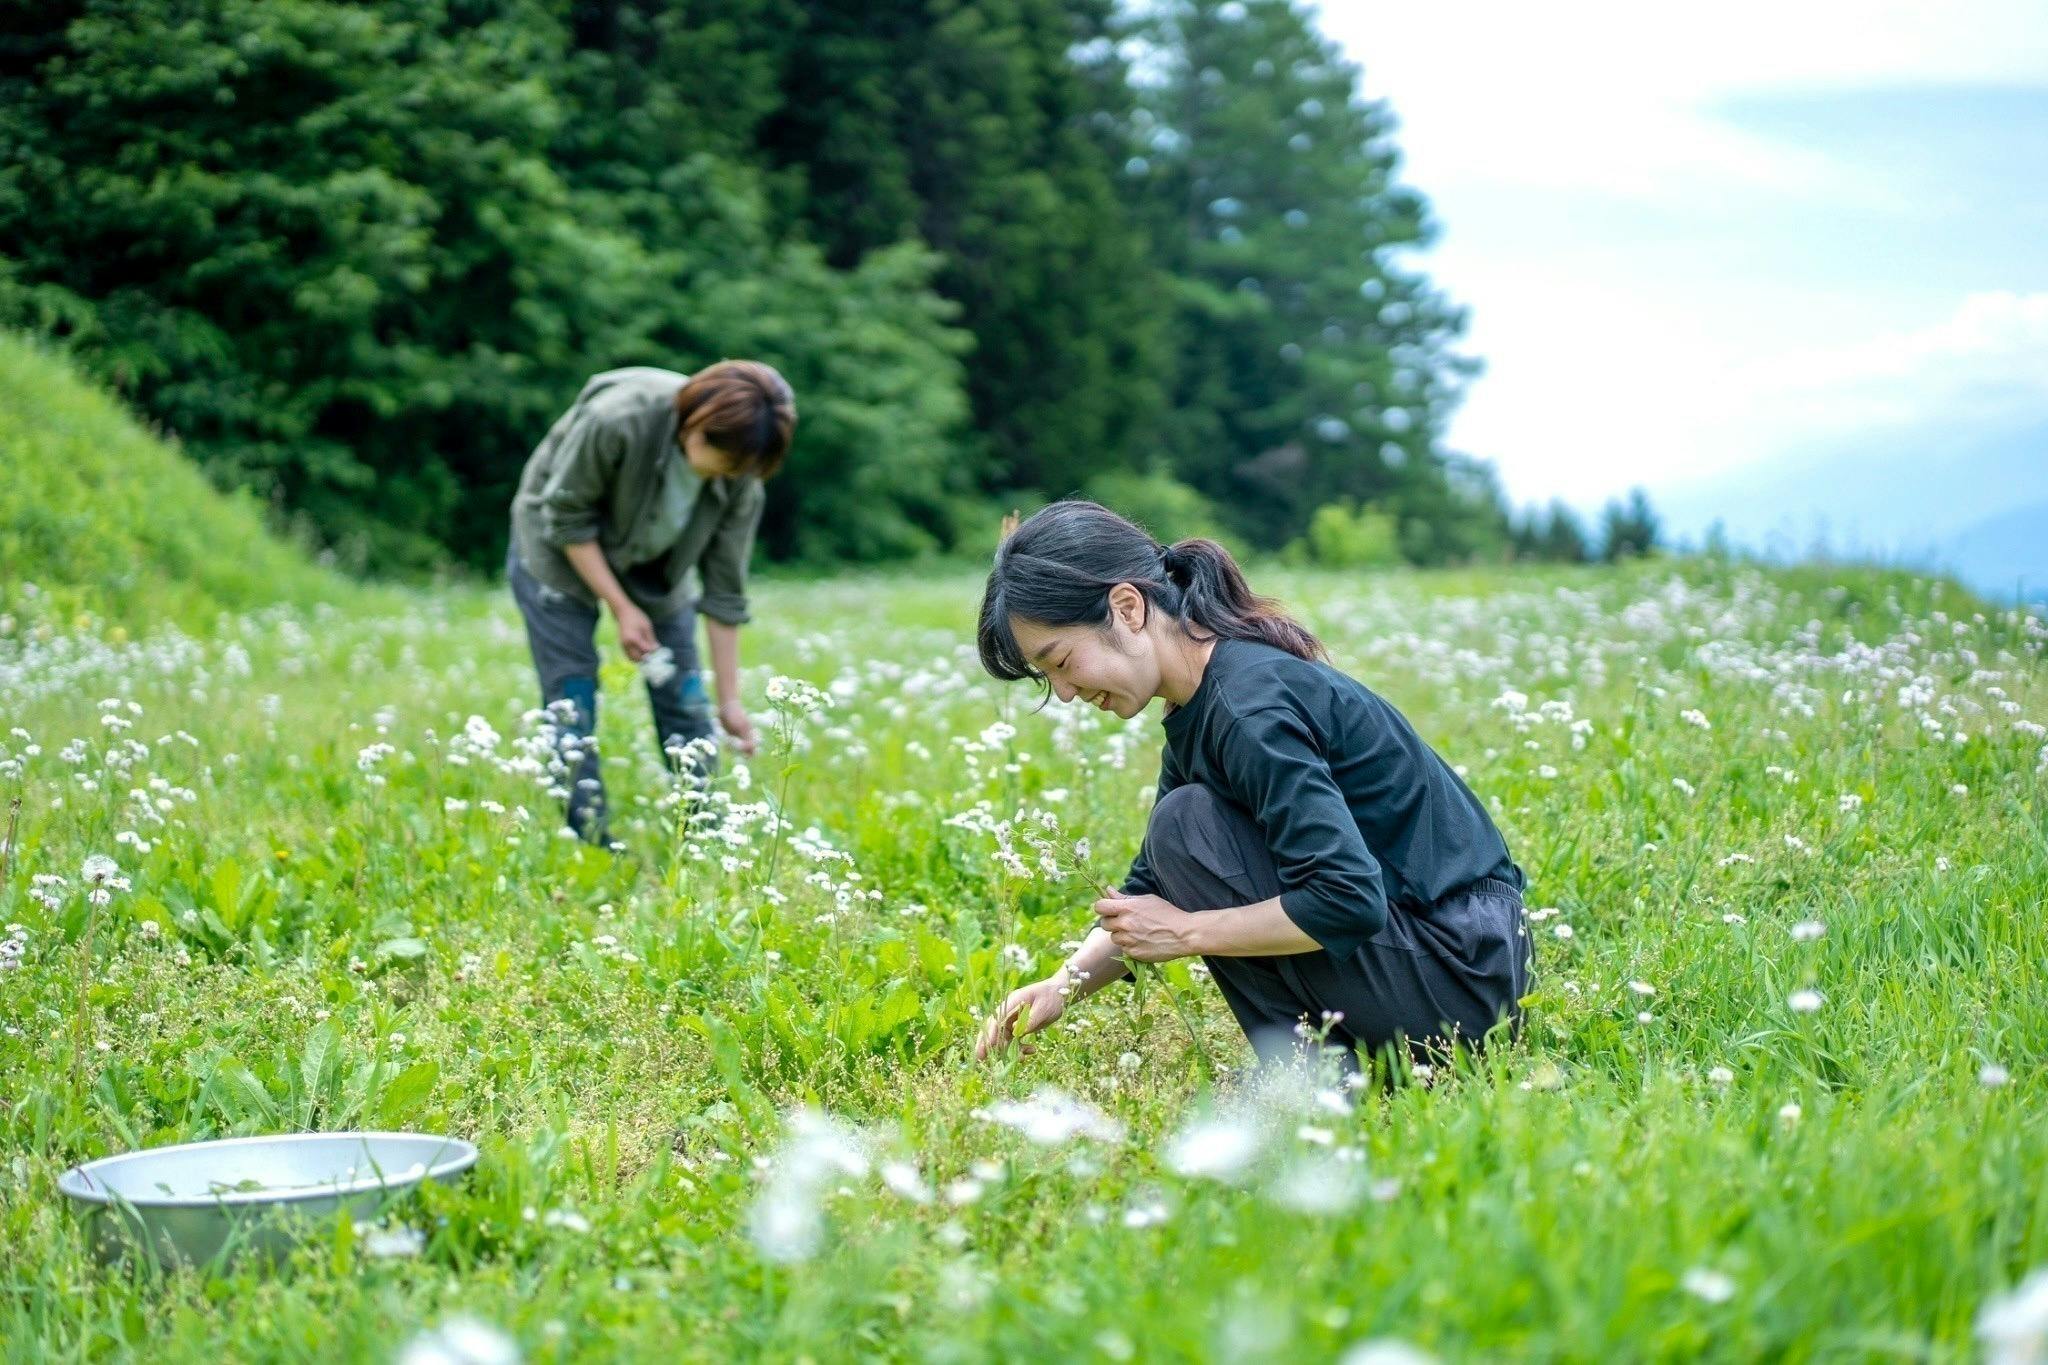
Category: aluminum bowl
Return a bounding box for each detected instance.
[57,1130,479,1270]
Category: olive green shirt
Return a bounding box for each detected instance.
[509,366,765,624]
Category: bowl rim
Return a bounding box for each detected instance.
[56,1130,479,1210]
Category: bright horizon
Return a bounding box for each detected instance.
[1324,0,2048,553]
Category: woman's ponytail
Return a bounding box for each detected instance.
[1164,537,1328,663]
[978,501,1326,685]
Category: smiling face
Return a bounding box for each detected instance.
[1008,584,1164,719]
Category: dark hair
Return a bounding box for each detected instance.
[977,500,1326,686]
[676,359,797,478]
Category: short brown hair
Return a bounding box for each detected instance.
[675,359,796,478]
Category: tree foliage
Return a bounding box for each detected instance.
[0,0,1609,572]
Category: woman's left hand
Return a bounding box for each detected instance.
[719,699,759,756]
[1093,893,1197,963]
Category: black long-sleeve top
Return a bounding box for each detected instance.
[1121,637,1524,957]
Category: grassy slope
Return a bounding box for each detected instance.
[0,332,348,634]
[1,555,2044,1361]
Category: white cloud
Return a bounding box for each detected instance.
[1317,0,2048,512]
[1330,0,2048,198]
[1745,291,2048,422]
[1649,291,2048,550]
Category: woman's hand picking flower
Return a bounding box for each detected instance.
[719,698,759,756]
[612,600,658,662]
[977,975,1068,1061]
[1093,893,1198,963]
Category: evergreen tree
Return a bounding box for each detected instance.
[757,0,1168,500]
[1121,0,1488,553]
[0,0,970,569]
[0,0,1492,570]
[1511,499,1592,563]
[1599,487,1661,561]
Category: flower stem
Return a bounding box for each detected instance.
[1083,873,1213,1080]
[0,794,19,887]
[70,893,99,1090]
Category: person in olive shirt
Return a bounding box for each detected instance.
[507,360,795,846]
[973,500,1532,1077]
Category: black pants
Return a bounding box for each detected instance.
[507,548,717,844]
[1142,783,1533,1070]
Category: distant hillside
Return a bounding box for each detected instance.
[1934,500,2048,607]
[0,333,346,633]
[1656,413,2048,603]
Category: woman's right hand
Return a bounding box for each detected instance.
[612,600,657,662]
[976,974,1068,1061]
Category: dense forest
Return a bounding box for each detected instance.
[0,0,1651,572]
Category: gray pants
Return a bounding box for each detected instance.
[507,548,717,843]
[1142,784,1533,1071]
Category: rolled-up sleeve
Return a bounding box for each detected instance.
[536,412,626,548]
[1219,702,1389,955]
[696,479,765,626]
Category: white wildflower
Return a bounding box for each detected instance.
[1338,1339,1437,1365]
[1165,1116,1263,1183]
[880,1161,932,1204]
[1122,1199,1172,1229]
[638,646,677,687]
[973,1089,1123,1145]
[363,1223,426,1259]
[1978,1267,2048,1365]
[397,1314,520,1365]
[1682,1267,1737,1304]
[1268,1156,1364,1215]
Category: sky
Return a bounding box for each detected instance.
[1319,0,2048,563]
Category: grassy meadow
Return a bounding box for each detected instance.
[3,554,2045,1362]
[3,341,2048,1361]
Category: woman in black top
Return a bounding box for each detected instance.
[973,501,1533,1076]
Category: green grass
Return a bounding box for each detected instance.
[0,331,353,636]
[1,553,2045,1362]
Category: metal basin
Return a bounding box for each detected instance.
[57,1130,479,1270]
